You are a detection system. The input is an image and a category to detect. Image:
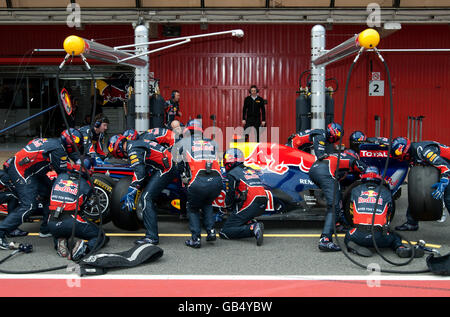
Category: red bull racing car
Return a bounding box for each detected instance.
[2,140,420,231]
[83,140,410,231]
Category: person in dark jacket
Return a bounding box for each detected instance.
[242,85,266,142]
[164,90,182,129]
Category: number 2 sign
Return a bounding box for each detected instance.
[369,80,384,96]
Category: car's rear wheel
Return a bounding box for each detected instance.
[408,165,443,221]
[110,176,142,231]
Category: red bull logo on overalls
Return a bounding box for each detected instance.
[54,179,79,196]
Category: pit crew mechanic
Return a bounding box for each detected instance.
[287,122,343,158]
[219,148,266,246]
[79,113,109,168]
[391,137,450,231]
[309,148,367,252]
[345,166,423,258]
[164,90,182,129]
[172,119,223,248]
[108,133,178,246]
[47,169,107,261]
[348,130,389,153]
[0,129,83,249]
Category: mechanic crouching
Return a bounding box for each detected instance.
[172,119,223,248]
[309,149,367,252]
[0,129,83,249]
[219,148,266,246]
[344,166,423,258]
[108,133,178,246]
[47,170,107,261]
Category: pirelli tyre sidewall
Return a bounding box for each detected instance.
[110,176,142,231]
[342,180,395,227]
[88,174,115,224]
[407,165,443,221]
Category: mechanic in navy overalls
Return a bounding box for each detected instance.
[309,149,367,252]
[0,169,24,237]
[391,137,450,232]
[0,129,83,249]
[79,113,109,168]
[348,130,389,153]
[140,127,178,149]
[108,133,178,246]
[344,166,423,258]
[172,119,223,248]
[47,170,107,261]
[287,122,343,158]
[219,148,267,246]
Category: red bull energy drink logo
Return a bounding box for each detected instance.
[243,143,315,175]
[54,179,79,195]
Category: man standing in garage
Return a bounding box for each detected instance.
[242,85,266,142]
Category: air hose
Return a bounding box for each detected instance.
[331,48,430,274]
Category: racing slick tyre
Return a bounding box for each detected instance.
[86,174,115,224]
[110,176,141,231]
[408,165,443,221]
[342,180,395,227]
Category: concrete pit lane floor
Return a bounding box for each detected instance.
[1,145,450,297]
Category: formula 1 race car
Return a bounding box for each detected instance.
[95,141,411,231]
[1,140,440,231]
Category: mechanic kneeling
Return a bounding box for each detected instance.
[219,148,266,246]
[344,166,423,258]
[0,129,83,249]
[47,169,106,261]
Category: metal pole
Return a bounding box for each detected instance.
[134,24,149,133]
[310,25,326,131]
[407,116,411,140]
[418,115,424,141]
[312,34,359,67]
[414,116,418,142]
